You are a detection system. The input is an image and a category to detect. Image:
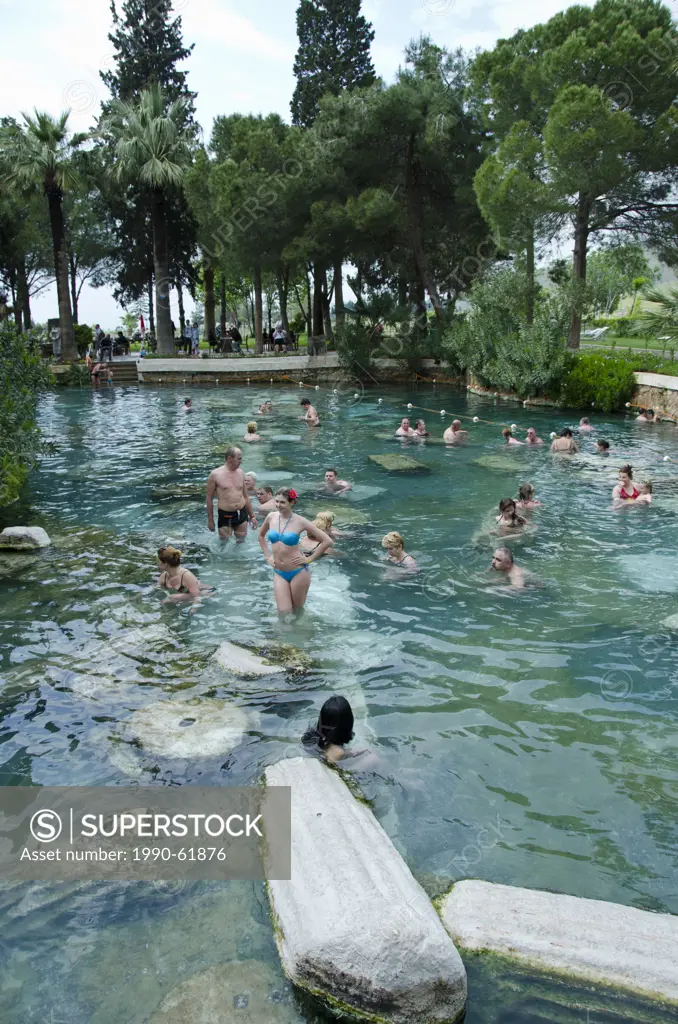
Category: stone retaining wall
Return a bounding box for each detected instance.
[633,372,678,420]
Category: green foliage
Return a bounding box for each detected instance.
[73,323,93,357]
[589,316,645,336]
[291,0,376,128]
[584,245,657,317]
[629,286,678,343]
[0,322,51,506]
[560,351,636,412]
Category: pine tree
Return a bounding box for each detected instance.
[101,0,195,115]
[291,0,375,128]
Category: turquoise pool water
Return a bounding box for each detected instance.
[1,382,677,1023]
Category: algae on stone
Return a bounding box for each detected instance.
[151,484,203,501]
[368,453,430,473]
[473,456,521,473]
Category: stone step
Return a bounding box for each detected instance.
[264,756,466,1023]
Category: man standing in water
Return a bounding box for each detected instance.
[443,419,468,445]
[300,398,320,426]
[525,427,544,445]
[396,417,416,437]
[206,447,258,542]
[490,547,525,588]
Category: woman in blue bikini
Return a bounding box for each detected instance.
[258,487,332,613]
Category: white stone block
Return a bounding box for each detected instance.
[0,526,51,549]
[264,757,466,1023]
[214,641,286,678]
[440,880,678,1005]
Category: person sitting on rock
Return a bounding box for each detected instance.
[302,696,371,765]
[243,420,262,443]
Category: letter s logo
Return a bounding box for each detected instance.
[30,809,63,843]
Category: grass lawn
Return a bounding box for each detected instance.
[582,335,678,357]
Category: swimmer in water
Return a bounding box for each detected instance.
[243,421,262,443]
[381,531,416,569]
[182,398,192,413]
[516,482,542,511]
[525,427,544,446]
[258,487,331,613]
[300,398,320,426]
[396,417,416,438]
[502,427,524,446]
[258,401,273,414]
[324,468,352,494]
[244,471,257,494]
[489,546,526,589]
[300,511,343,557]
[496,498,527,532]
[443,419,468,445]
[256,485,276,512]
[156,546,215,605]
[579,416,594,432]
[551,427,579,454]
[414,419,430,437]
[636,408,657,423]
[595,439,611,454]
[636,480,653,504]
[612,464,639,502]
[301,696,374,766]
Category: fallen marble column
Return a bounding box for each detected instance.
[0,526,51,549]
[264,757,466,1023]
[440,879,678,1007]
[214,641,286,678]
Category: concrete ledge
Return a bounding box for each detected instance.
[265,757,466,1023]
[440,880,678,1006]
[634,371,678,391]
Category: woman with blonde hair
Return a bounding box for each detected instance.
[243,421,262,443]
[156,547,214,604]
[300,511,344,557]
[381,531,416,569]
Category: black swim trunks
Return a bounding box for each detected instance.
[218,507,249,529]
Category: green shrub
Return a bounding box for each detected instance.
[0,322,52,506]
[74,323,93,357]
[560,351,636,412]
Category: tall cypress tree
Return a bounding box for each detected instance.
[291,0,376,128]
[98,0,198,335]
[101,0,195,115]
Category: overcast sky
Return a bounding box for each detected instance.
[1,0,605,328]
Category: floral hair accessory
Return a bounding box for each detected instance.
[288,488,298,501]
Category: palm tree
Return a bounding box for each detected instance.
[103,85,192,356]
[0,112,86,361]
[630,286,678,343]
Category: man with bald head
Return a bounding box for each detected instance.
[206,446,258,542]
[443,419,468,445]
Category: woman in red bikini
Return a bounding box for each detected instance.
[612,465,639,502]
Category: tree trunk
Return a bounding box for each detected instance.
[569,193,591,350]
[150,188,173,355]
[526,227,535,327]
[253,262,264,354]
[177,282,185,339]
[203,260,216,345]
[305,266,312,333]
[148,276,155,336]
[405,133,444,326]
[220,273,227,337]
[333,257,345,330]
[322,274,334,341]
[312,263,325,337]
[17,261,31,332]
[69,253,78,325]
[276,265,290,333]
[46,182,76,361]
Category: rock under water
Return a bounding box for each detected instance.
[149,959,297,1024]
[0,526,51,549]
[125,697,251,758]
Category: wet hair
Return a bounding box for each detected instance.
[597,439,610,450]
[647,409,655,416]
[620,464,633,479]
[225,446,241,460]
[495,546,514,566]
[301,399,311,406]
[314,511,335,531]
[258,485,273,496]
[302,696,354,751]
[560,427,573,437]
[157,545,181,568]
[382,531,404,550]
[325,467,337,476]
[640,479,653,493]
[499,498,516,513]
[499,498,526,525]
[502,427,512,438]
[580,417,589,425]
[276,487,297,503]
[247,421,257,433]
[518,483,535,501]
